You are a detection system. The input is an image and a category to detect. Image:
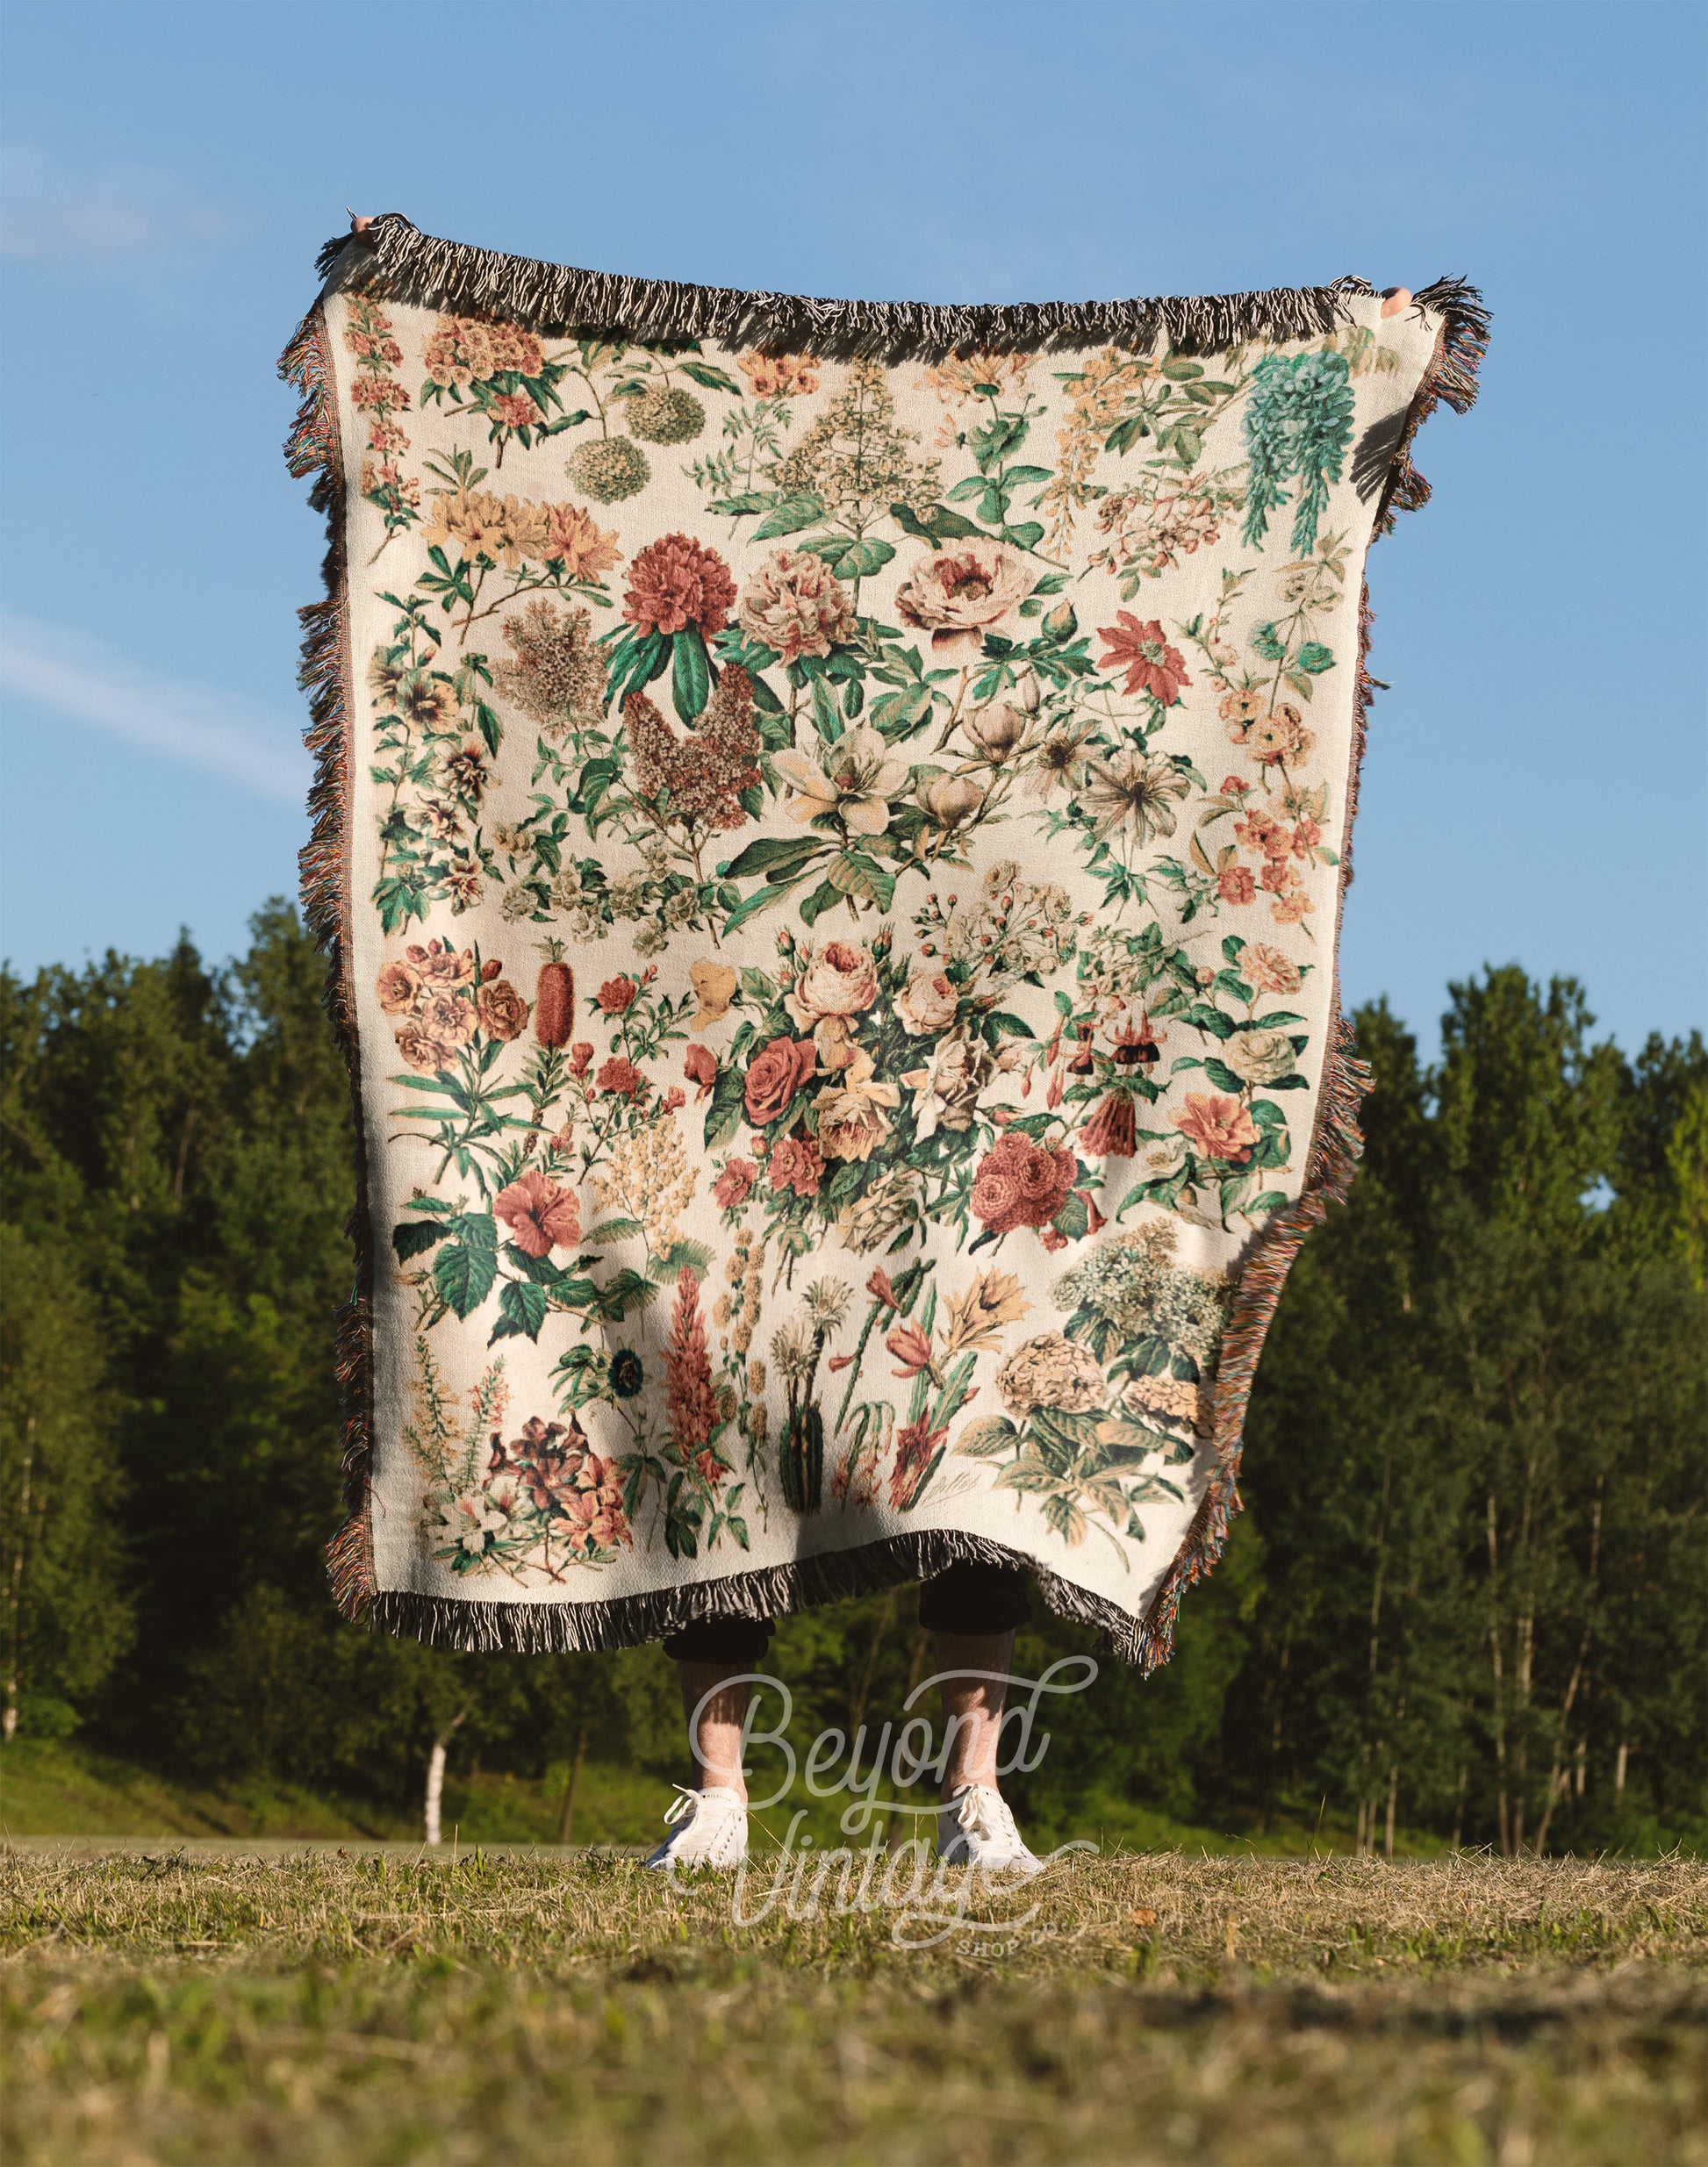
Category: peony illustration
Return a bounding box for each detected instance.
[1223,1031,1298,1086]
[1240,944,1303,996]
[894,540,1031,655]
[737,550,858,664]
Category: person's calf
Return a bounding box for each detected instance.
[930,1628,1015,1798]
[677,1661,751,1800]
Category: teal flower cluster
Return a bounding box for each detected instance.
[1240,350,1355,555]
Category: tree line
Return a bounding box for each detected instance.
[2,904,1702,1851]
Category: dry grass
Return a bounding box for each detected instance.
[3,1847,1704,2164]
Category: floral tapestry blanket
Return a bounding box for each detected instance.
[282,217,1484,1662]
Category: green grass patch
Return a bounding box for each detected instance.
[2,1849,1703,2163]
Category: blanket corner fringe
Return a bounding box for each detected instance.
[284,233,1488,1664]
[280,305,379,1624]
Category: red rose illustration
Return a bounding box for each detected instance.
[743,1034,818,1125]
[971,1134,1077,1236]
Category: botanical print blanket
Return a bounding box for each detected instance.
[282,217,1484,1663]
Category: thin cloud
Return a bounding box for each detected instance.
[0,147,231,260]
[0,611,309,806]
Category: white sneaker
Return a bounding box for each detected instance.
[644,1784,748,1872]
[937,1783,1044,1875]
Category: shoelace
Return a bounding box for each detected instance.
[662,1783,704,1829]
[953,1784,1024,1849]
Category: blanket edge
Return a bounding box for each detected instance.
[318,212,1489,367]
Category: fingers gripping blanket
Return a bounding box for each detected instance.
[282,217,1484,1662]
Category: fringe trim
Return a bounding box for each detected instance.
[319,213,1486,365]
[280,307,378,1621]
[1374,278,1490,535]
[372,1528,1153,1662]
[286,230,1486,1664]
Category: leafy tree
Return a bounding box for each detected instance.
[0,1226,133,1738]
[0,922,1700,1853]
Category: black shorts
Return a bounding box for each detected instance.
[661,1561,1030,1666]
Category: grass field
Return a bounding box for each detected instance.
[3,1845,1703,2164]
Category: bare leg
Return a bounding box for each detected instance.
[932,1629,1015,1797]
[676,1661,750,1800]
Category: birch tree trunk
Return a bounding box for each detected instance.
[423,1711,468,1846]
[425,1740,448,1847]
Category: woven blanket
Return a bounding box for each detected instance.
[282,217,1484,1663]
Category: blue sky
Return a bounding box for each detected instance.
[1,0,1702,1056]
